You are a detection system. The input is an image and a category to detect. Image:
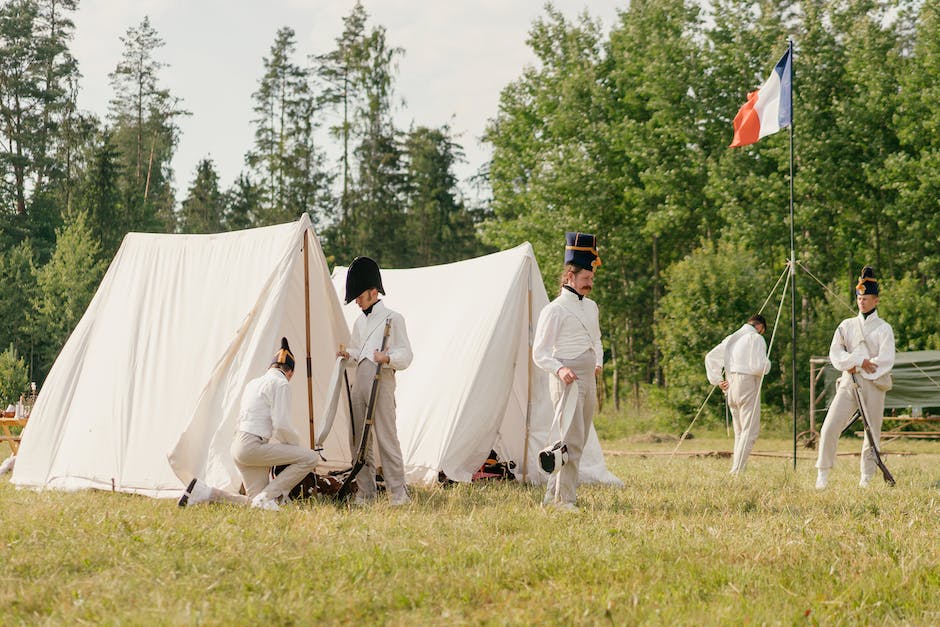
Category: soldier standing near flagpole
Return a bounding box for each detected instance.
[532,232,603,512]
[705,315,771,476]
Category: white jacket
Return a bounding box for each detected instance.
[533,288,603,374]
[236,368,298,445]
[346,300,413,371]
[829,311,894,381]
[705,323,770,385]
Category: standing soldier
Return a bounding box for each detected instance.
[532,232,603,512]
[705,315,771,476]
[338,257,414,506]
[815,266,895,489]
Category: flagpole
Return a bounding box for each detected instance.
[787,38,797,470]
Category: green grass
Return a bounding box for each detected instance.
[2,434,939,625]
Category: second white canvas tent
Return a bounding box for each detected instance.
[332,243,621,486]
[13,216,351,498]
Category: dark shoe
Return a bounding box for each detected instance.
[178,478,198,507]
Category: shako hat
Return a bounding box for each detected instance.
[855,266,879,296]
[274,337,295,371]
[565,232,601,271]
[345,256,385,304]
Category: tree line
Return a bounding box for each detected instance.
[0,0,490,397]
[482,0,939,425]
[3,0,938,427]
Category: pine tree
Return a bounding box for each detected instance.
[108,16,188,234]
[403,125,486,265]
[77,131,125,259]
[247,27,330,227]
[0,0,79,244]
[222,173,262,232]
[178,158,224,233]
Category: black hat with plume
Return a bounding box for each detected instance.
[855,266,879,296]
[274,337,295,371]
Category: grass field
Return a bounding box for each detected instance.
[2,432,939,625]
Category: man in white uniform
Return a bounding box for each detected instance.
[179,337,323,511]
[816,266,895,489]
[532,232,603,512]
[338,256,414,506]
[705,314,771,475]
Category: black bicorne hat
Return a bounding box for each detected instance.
[855,266,879,296]
[274,337,295,371]
[345,256,385,304]
[564,232,601,271]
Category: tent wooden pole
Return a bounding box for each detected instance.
[303,229,316,448]
[522,264,533,483]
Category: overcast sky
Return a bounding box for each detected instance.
[71,0,625,203]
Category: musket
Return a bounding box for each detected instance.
[838,327,895,486]
[336,318,393,501]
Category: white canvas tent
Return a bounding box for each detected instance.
[332,243,621,486]
[13,216,351,498]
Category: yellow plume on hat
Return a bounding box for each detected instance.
[274,337,295,370]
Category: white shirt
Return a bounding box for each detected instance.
[532,288,603,375]
[346,300,413,371]
[705,323,771,385]
[829,311,895,380]
[236,368,298,445]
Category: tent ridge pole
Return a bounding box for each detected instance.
[303,228,316,448]
[523,259,533,484]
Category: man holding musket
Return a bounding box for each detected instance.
[705,314,771,476]
[815,266,895,489]
[532,232,603,512]
[338,256,414,506]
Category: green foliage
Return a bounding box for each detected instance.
[655,242,774,425]
[77,131,125,259]
[178,158,224,233]
[247,27,331,227]
[402,125,491,265]
[221,172,262,232]
[483,0,940,419]
[0,344,29,406]
[30,210,105,379]
[107,16,187,235]
[880,273,940,351]
[0,239,38,357]
[0,0,79,218]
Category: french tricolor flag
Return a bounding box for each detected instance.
[730,48,792,148]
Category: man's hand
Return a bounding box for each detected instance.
[337,350,350,360]
[861,358,877,374]
[594,365,602,376]
[557,366,578,384]
[374,350,390,365]
[718,380,730,392]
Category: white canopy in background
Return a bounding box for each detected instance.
[13,216,351,498]
[332,243,621,486]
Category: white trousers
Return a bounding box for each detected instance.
[727,373,762,474]
[544,350,596,505]
[815,374,885,480]
[350,360,406,500]
[231,431,322,500]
